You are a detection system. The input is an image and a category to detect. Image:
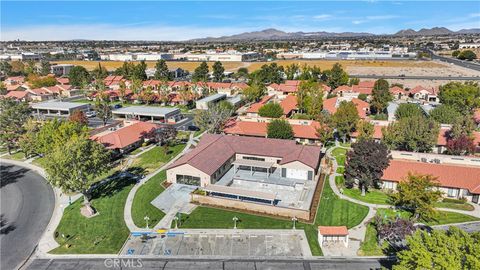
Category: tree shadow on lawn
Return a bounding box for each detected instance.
[89,167,145,200]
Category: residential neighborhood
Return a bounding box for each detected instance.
[1,1,480,270]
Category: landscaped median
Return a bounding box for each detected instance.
[131,171,167,228]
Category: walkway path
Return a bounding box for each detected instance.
[324,143,480,256]
[124,132,195,231]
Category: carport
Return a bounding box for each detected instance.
[318,226,349,247]
[232,159,275,178]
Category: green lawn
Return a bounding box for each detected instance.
[436,201,475,211]
[51,177,135,254]
[331,148,347,166]
[376,208,479,226]
[132,143,185,173]
[3,151,26,160]
[336,166,345,174]
[194,128,205,138]
[316,178,369,228]
[32,156,47,167]
[131,171,167,228]
[358,223,386,256]
[129,147,144,155]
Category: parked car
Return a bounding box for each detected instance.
[113,104,122,109]
[85,111,96,118]
[187,125,200,131]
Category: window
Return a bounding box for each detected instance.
[243,156,265,161]
[308,171,313,180]
[447,188,458,198]
[281,168,286,177]
[176,174,201,186]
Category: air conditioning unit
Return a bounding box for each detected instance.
[421,158,427,163]
[433,159,440,164]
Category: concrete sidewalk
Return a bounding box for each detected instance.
[124,133,195,231]
[0,158,82,256]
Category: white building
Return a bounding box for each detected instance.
[50,64,74,76]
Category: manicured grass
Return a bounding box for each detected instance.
[342,187,390,205]
[129,147,144,155]
[51,177,135,254]
[132,143,185,173]
[376,208,480,226]
[336,166,345,174]
[177,206,323,256]
[436,201,475,211]
[3,151,26,160]
[358,223,385,256]
[339,142,351,148]
[331,148,347,166]
[131,171,167,228]
[316,178,369,228]
[32,156,47,167]
[194,128,205,138]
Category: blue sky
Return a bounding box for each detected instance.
[1,1,479,41]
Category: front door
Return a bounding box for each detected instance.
[473,194,479,204]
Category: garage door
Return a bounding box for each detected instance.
[286,168,308,180]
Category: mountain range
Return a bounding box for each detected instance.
[190,27,480,41]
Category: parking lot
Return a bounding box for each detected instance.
[121,229,311,258]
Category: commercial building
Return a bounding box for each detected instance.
[195,93,227,110]
[31,101,90,117]
[50,64,74,76]
[174,51,260,62]
[112,106,181,123]
[168,134,322,219]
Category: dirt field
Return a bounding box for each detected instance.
[53,59,445,72]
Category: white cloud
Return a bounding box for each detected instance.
[366,15,399,20]
[469,12,480,18]
[0,24,259,41]
[313,14,332,21]
[352,20,367,25]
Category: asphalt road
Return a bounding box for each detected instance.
[0,163,55,270]
[26,257,394,270]
[429,50,480,72]
[350,74,480,80]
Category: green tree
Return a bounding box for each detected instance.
[316,112,334,145]
[345,139,390,196]
[371,79,392,114]
[258,103,284,118]
[192,61,209,82]
[267,119,294,140]
[68,110,88,126]
[91,63,108,80]
[394,227,480,270]
[35,119,88,155]
[212,61,225,82]
[457,50,477,61]
[297,81,323,116]
[395,103,424,119]
[452,50,460,57]
[332,101,360,142]
[27,74,57,88]
[94,93,112,126]
[194,102,233,134]
[0,61,13,76]
[43,135,111,207]
[355,120,374,141]
[114,62,135,79]
[389,173,442,221]
[438,82,480,115]
[326,63,349,89]
[18,119,40,158]
[0,82,7,95]
[68,66,91,87]
[0,99,31,154]
[429,105,462,124]
[154,59,172,81]
[243,83,266,102]
[450,115,475,139]
[357,93,368,101]
[234,67,249,80]
[285,63,299,80]
[39,60,51,76]
[249,63,284,84]
[132,60,147,81]
[382,116,439,153]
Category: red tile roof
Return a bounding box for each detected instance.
[279,95,298,115]
[474,109,480,124]
[351,124,384,139]
[383,159,480,194]
[323,97,369,118]
[56,77,70,85]
[5,90,28,100]
[224,120,320,140]
[318,226,348,236]
[390,86,407,95]
[168,134,321,175]
[90,121,159,149]
[246,95,275,113]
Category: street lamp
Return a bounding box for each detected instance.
[144,216,150,229]
[292,216,298,230]
[232,216,239,229]
[173,216,179,229]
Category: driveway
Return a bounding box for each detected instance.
[0,163,55,270]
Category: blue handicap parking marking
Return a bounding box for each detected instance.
[164,249,171,255]
[127,248,135,255]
